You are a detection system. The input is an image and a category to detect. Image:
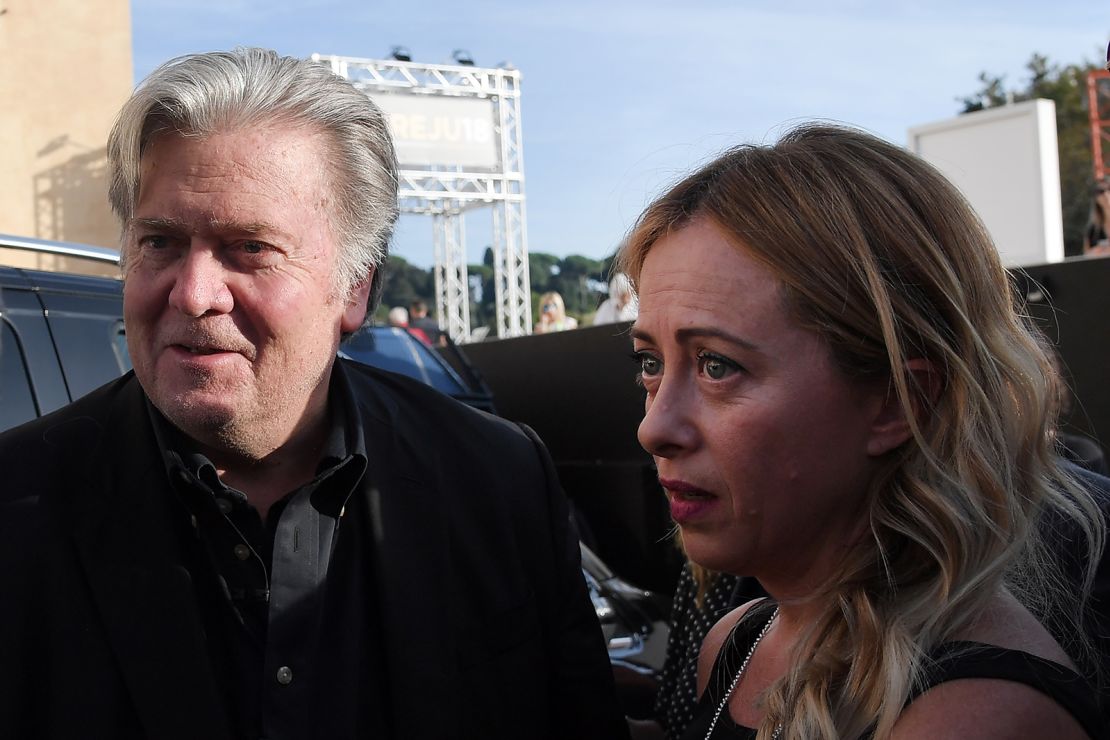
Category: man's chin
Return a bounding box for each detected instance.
[154,394,241,437]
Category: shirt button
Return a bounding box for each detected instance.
[233,544,251,561]
[217,498,232,515]
[276,666,293,685]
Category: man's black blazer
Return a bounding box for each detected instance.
[0,360,628,739]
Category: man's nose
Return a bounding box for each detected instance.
[637,377,699,459]
[167,245,234,317]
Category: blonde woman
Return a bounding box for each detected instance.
[620,125,1105,739]
[535,291,578,333]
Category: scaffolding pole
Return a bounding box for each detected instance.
[1088,69,1110,181]
[432,206,470,341]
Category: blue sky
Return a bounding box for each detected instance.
[132,0,1107,269]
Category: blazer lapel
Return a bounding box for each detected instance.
[57,380,229,740]
[357,389,455,737]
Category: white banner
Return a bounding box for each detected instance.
[908,99,1063,267]
[374,94,499,169]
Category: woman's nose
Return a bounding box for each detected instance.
[637,378,699,459]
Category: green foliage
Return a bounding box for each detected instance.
[527,252,561,293]
[377,255,435,322]
[467,262,495,331]
[960,53,1101,255]
[380,248,619,334]
[528,251,609,320]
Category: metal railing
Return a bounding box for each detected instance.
[0,233,120,264]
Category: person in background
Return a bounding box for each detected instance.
[1084,178,1110,256]
[409,299,444,346]
[622,124,1105,738]
[535,290,578,333]
[388,305,431,344]
[594,273,639,325]
[389,305,432,344]
[387,305,409,327]
[0,48,627,740]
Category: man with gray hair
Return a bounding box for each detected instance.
[0,48,626,740]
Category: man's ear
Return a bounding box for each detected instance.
[340,268,373,334]
[866,358,941,457]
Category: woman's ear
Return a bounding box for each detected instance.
[866,358,941,457]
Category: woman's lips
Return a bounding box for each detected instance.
[659,477,719,525]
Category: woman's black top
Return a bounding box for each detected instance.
[680,601,1105,739]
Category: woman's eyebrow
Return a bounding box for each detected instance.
[676,326,760,351]
[630,325,759,351]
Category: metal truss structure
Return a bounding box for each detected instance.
[432,210,470,341]
[1088,69,1110,181]
[313,53,532,340]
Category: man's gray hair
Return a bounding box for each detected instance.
[107,47,399,315]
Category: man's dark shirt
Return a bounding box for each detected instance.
[148,366,378,740]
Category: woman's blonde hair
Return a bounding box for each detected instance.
[618,124,1104,738]
[538,291,567,320]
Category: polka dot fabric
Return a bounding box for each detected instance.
[654,566,743,740]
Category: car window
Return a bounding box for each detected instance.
[0,320,38,431]
[43,295,131,399]
[341,327,468,395]
[111,321,131,375]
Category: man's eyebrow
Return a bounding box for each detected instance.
[206,218,281,236]
[129,217,282,236]
[129,216,187,232]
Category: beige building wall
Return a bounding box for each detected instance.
[0,0,132,251]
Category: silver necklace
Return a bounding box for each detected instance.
[703,606,784,740]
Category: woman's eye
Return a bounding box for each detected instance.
[697,351,738,380]
[704,357,727,379]
[631,351,662,377]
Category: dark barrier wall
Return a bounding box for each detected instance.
[461,256,1110,592]
[461,322,683,592]
[1018,256,1110,447]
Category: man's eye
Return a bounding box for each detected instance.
[631,351,662,377]
[697,351,739,380]
[233,241,282,266]
[139,235,169,249]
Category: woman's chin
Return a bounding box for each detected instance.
[678,532,752,578]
